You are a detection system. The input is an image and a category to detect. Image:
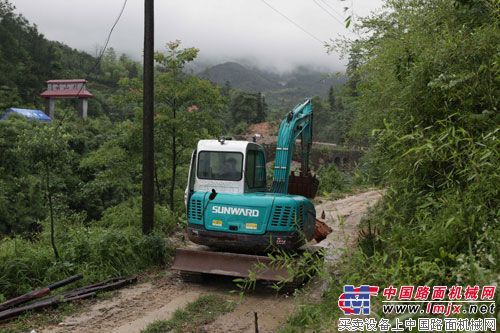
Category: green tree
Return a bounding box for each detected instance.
[0,86,21,112]
[0,117,45,235]
[69,117,138,221]
[328,85,335,110]
[117,41,225,211]
[311,93,351,145]
[221,80,231,97]
[154,41,224,210]
[19,124,73,259]
[255,92,267,123]
[228,91,266,125]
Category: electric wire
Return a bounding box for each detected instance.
[317,0,345,21]
[259,0,325,45]
[311,0,345,26]
[54,0,128,126]
[86,0,129,80]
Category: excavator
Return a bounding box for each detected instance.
[172,99,322,281]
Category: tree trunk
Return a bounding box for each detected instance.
[45,165,59,260]
[169,116,177,211]
[154,164,162,204]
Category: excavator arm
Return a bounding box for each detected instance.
[271,99,314,195]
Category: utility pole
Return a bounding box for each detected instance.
[142,0,154,234]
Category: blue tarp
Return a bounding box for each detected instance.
[1,108,52,122]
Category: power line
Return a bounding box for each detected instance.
[260,0,324,45]
[312,0,345,26]
[317,0,345,21]
[54,0,128,125]
[86,0,129,85]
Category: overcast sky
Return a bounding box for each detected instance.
[12,0,383,73]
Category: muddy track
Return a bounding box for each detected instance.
[40,190,382,333]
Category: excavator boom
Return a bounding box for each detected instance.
[271,99,314,194]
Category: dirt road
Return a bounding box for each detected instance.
[40,190,382,333]
[313,190,382,263]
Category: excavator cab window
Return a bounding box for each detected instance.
[197,151,243,181]
[245,150,266,189]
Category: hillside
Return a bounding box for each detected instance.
[199,62,345,109]
[199,62,281,92]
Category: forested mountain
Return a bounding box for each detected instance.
[199,61,345,109]
[0,1,85,104]
[199,62,281,92]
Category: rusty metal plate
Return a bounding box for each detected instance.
[171,249,290,281]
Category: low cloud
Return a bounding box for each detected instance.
[13,0,382,73]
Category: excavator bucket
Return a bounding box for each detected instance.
[288,172,319,199]
[171,249,290,281]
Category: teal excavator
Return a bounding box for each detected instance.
[172,99,322,281]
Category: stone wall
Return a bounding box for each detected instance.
[262,142,364,171]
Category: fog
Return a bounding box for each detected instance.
[13,0,383,73]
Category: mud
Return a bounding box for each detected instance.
[313,190,383,263]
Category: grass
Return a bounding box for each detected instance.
[141,294,236,333]
[0,225,170,300]
[0,302,80,333]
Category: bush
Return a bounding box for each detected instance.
[352,148,386,186]
[98,196,178,234]
[317,165,345,193]
[233,122,248,135]
[0,224,171,299]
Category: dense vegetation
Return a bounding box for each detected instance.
[0,0,228,300]
[0,114,177,298]
[349,0,498,284]
[283,0,499,330]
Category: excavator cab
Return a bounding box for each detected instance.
[186,139,267,198]
[184,139,316,252]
